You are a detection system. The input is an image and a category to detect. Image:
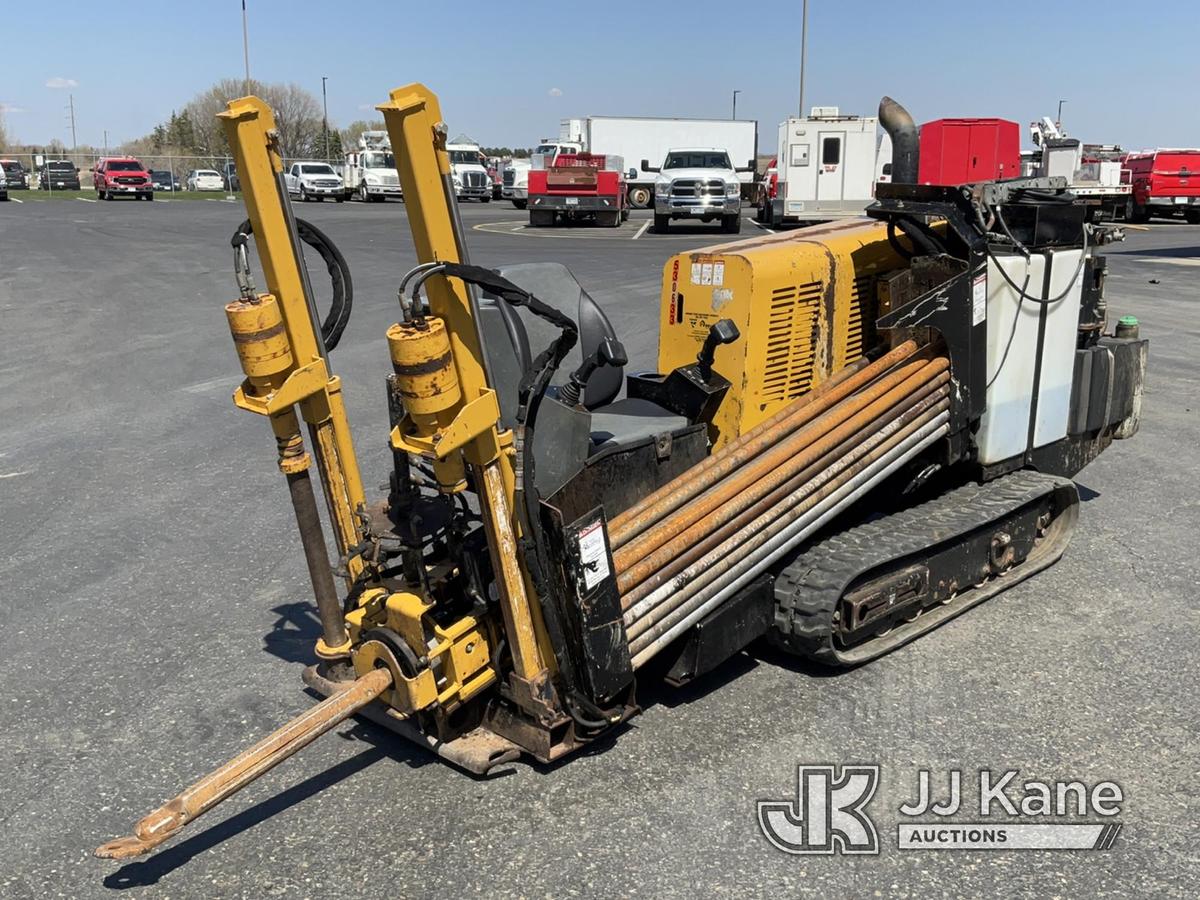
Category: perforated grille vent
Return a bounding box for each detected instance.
[762,281,822,402]
[846,274,877,362]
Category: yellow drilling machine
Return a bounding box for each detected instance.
[96,88,1147,859]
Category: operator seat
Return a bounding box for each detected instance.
[477,262,688,450]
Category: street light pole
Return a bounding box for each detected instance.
[1056,98,1066,130]
[732,90,741,120]
[321,76,329,161]
[798,0,808,116]
[242,0,252,95]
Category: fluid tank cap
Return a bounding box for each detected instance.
[1118,315,1139,326]
[1115,315,1140,340]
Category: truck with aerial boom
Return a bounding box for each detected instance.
[343,130,403,202]
[93,89,1147,865]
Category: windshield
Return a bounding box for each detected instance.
[47,161,74,171]
[664,151,732,170]
[300,164,335,175]
[197,170,220,177]
[108,160,143,171]
[448,150,480,165]
[362,152,395,169]
[2,162,22,172]
[534,144,560,155]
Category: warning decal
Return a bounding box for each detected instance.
[577,521,611,592]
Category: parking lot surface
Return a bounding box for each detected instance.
[1,198,1197,897]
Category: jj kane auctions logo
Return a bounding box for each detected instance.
[758,765,1124,854]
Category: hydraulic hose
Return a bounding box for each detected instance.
[232,217,354,351]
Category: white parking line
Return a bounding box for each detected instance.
[10,197,22,203]
[77,197,97,203]
[632,220,650,240]
[747,217,774,234]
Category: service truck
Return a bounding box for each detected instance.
[525,117,757,209]
[343,130,403,202]
[527,153,629,227]
[767,107,883,226]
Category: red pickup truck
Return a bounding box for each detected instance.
[1122,149,1200,223]
[94,156,154,201]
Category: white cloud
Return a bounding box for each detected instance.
[548,87,563,97]
[45,77,78,89]
[0,104,27,114]
[357,103,377,111]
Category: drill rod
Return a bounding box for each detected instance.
[95,666,392,860]
[286,467,350,653]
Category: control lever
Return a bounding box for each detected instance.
[697,319,740,380]
[559,337,628,407]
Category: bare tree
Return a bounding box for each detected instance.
[0,111,8,153]
[341,119,386,148]
[180,78,327,160]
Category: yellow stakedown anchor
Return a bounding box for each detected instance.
[387,316,467,492]
[224,292,351,659]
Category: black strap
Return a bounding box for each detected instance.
[435,262,578,418]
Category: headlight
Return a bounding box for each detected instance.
[655,181,670,196]
[726,182,741,196]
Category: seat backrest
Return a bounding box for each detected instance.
[493,262,623,410]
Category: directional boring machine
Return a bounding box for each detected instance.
[95,89,1147,858]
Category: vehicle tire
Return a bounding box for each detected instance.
[722,214,741,234]
[300,186,310,202]
[629,186,652,209]
[512,199,527,210]
[529,210,554,227]
[654,213,670,233]
[359,183,370,202]
[335,195,344,202]
[1185,209,1200,225]
[621,207,630,222]
[103,189,112,201]
[600,210,620,228]
[1125,198,1149,223]
[481,195,490,203]
[145,193,154,201]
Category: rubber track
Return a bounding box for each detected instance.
[771,469,1078,666]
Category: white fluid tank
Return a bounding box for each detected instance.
[976,249,1083,465]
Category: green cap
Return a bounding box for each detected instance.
[1118,315,1139,326]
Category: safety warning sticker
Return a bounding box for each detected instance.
[577,521,610,591]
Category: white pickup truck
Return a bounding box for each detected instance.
[283,161,346,202]
[646,148,751,234]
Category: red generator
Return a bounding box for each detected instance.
[918,118,1021,185]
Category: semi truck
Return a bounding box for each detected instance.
[343,131,403,202]
[446,134,491,202]
[509,117,758,210]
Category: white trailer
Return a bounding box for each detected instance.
[561,116,758,208]
[769,109,882,226]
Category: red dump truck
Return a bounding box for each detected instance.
[527,153,630,227]
[1122,149,1200,223]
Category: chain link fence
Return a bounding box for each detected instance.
[1,151,342,192]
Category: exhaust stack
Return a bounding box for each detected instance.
[879,96,919,184]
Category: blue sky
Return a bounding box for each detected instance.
[2,0,1197,151]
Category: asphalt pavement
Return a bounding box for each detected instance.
[0,196,1197,898]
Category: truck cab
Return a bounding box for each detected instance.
[646,147,746,234]
[505,141,582,209]
[344,131,401,203]
[447,139,491,202]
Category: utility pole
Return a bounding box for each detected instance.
[321,75,329,160]
[67,94,77,151]
[732,90,741,120]
[103,130,108,155]
[1056,99,1066,131]
[797,0,808,116]
[242,0,252,95]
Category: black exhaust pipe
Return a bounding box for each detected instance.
[879,96,919,184]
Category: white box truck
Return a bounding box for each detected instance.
[768,108,884,226]
[342,131,402,202]
[557,116,757,208]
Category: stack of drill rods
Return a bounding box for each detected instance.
[629,410,951,669]
[613,354,948,589]
[618,363,950,604]
[623,385,949,638]
[608,340,921,552]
